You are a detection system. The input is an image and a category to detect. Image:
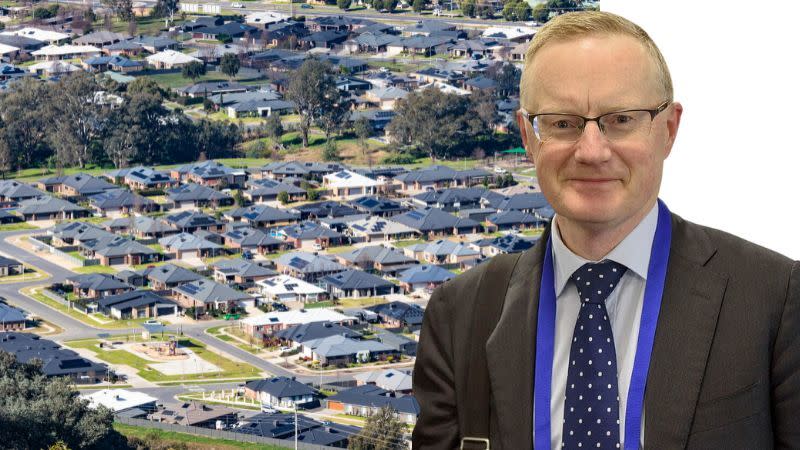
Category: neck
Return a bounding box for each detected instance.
[556,200,657,261]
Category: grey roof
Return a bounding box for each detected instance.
[322,269,393,291]
[96,290,175,311]
[0,180,45,200]
[303,334,394,358]
[475,234,537,253]
[18,196,88,215]
[261,161,346,177]
[106,166,172,186]
[367,301,424,326]
[89,189,155,210]
[280,222,343,241]
[103,39,142,51]
[0,255,21,268]
[177,80,250,95]
[246,178,305,197]
[166,183,232,203]
[66,273,130,291]
[0,332,107,378]
[212,259,276,278]
[394,165,490,183]
[391,35,453,50]
[402,20,456,34]
[129,35,179,49]
[93,236,156,258]
[406,239,479,258]
[301,30,348,44]
[141,263,202,285]
[348,196,405,214]
[165,211,223,229]
[198,22,258,37]
[392,207,478,232]
[173,160,243,179]
[226,204,300,224]
[159,232,222,251]
[52,221,109,241]
[397,264,455,284]
[326,384,420,415]
[39,173,116,196]
[173,279,252,304]
[274,321,362,343]
[486,210,539,226]
[497,192,550,211]
[245,376,317,398]
[465,75,498,90]
[354,368,412,392]
[0,34,44,50]
[74,31,127,45]
[222,227,282,248]
[275,252,347,274]
[0,302,25,323]
[292,201,358,219]
[228,98,294,114]
[338,245,415,266]
[209,89,280,106]
[413,187,487,207]
[349,31,400,48]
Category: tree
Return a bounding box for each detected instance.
[153,0,179,21]
[285,58,337,147]
[382,0,398,12]
[532,2,549,22]
[181,61,206,81]
[263,113,284,140]
[219,53,241,80]
[0,78,54,170]
[337,0,352,10]
[486,62,521,98]
[33,4,59,19]
[412,0,425,12]
[0,351,128,449]
[126,77,165,100]
[347,405,405,450]
[49,72,110,168]
[233,189,245,206]
[354,116,372,166]
[101,0,133,21]
[315,86,351,148]
[277,191,289,204]
[322,139,339,161]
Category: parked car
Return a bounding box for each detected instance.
[231,2,244,7]
[261,405,277,413]
[241,250,253,259]
[301,3,313,7]
[144,319,161,325]
[494,166,508,174]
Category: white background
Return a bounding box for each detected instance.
[603,0,800,259]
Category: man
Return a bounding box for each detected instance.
[412,11,799,450]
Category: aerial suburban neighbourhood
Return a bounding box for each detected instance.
[0,0,595,448]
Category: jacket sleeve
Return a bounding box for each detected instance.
[772,260,800,449]
[412,284,460,450]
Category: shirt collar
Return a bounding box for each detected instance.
[551,202,659,297]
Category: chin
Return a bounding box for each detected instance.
[557,194,626,226]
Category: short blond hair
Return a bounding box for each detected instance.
[522,11,673,102]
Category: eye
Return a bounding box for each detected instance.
[608,114,635,125]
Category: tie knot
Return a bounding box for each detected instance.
[570,260,627,304]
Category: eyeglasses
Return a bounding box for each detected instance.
[519,101,672,144]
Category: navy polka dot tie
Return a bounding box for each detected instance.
[562,260,627,449]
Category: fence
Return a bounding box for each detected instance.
[115,417,342,450]
[29,235,100,267]
[41,288,89,314]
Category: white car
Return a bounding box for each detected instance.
[231,2,244,7]
[494,166,508,174]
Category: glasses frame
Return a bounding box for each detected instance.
[519,100,673,143]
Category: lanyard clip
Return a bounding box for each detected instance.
[460,437,490,450]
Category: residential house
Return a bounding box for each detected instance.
[0,302,26,330]
[394,165,491,194]
[324,385,419,424]
[192,22,258,40]
[301,334,398,367]
[173,279,253,313]
[37,173,116,200]
[50,222,110,246]
[346,217,416,243]
[212,259,276,286]
[165,211,225,233]
[244,377,318,409]
[372,329,417,356]
[411,187,488,212]
[226,98,294,119]
[336,245,417,275]
[494,192,550,213]
[82,55,142,73]
[392,207,480,237]
[245,11,289,28]
[344,32,399,54]
[166,183,233,209]
[235,412,356,447]
[367,301,424,330]
[299,30,348,49]
[171,160,247,188]
[386,35,453,57]
[176,80,250,98]
[401,20,456,37]
[96,290,179,319]
[403,239,480,267]
[102,216,178,239]
[481,25,536,43]
[82,389,158,415]
[0,34,46,53]
[105,167,176,190]
[159,233,223,259]
[149,401,238,429]
[274,252,347,282]
[130,35,179,52]
[259,161,346,182]
[321,270,396,299]
[363,86,408,110]
[322,170,382,199]
[222,227,285,254]
[256,274,327,304]
[103,39,144,56]
[470,233,536,257]
[17,196,90,221]
[396,264,455,293]
[88,189,158,217]
[509,40,530,61]
[464,75,498,93]
[74,31,128,47]
[90,237,158,266]
[146,49,200,69]
[225,204,300,228]
[278,222,345,250]
[0,333,107,383]
[354,368,413,394]
[139,263,203,290]
[291,201,358,220]
[348,196,406,217]
[65,273,132,299]
[0,179,45,203]
[241,308,356,337]
[245,178,306,203]
[30,44,99,61]
[0,27,69,44]
[0,62,27,79]
[274,321,362,349]
[0,210,21,224]
[485,210,540,231]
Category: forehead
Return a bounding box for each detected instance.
[521,34,662,114]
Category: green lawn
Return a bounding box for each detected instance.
[145,71,267,90]
[336,297,387,308]
[22,287,152,330]
[304,300,334,309]
[0,266,48,284]
[65,336,263,383]
[71,265,118,274]
[0,222,37,231]
[113,423,287,450]
[66,250,86,261]
[393,239,427,248]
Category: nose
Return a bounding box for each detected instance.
[573,120,612,164]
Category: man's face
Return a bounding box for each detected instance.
[518,34,682,231]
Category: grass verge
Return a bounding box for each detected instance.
[113,422,288,450]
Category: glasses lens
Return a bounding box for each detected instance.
[599,110,654,140]
[533,114,583,142]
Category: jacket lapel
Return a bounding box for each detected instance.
[643,214,729,448]
[486,231,548,450]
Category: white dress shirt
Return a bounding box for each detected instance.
[534,203,658,449]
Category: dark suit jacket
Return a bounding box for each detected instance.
[412,213,800,449]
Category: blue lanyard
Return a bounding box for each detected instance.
[534,199,672,449]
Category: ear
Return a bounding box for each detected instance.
[517,110,538,163]
[662,101,683,158]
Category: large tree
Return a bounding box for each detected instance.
[49,72,110,168]
[0,78,54,170]
[153,0,179,20]
[0,352,128,450]
[181,61,206,81]
[347,405,406,450]
[285,58,338,147]
[101,0,133,21]
[219,53,241,80]
[485,62,521,98]
[315,86,351,146]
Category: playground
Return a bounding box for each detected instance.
[119,339,222,376]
